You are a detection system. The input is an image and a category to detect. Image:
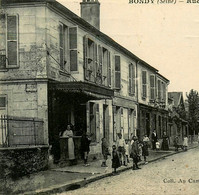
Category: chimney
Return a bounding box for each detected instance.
[80,0,100,30]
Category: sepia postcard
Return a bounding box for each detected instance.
[0,0,199,194]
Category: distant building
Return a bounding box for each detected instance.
[168,92,188,144]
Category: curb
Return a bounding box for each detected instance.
[25,145,198,195]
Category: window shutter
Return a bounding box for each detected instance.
[108,51,111,87]
[115,55,121,89]
[7,15,18,67]
[83,35,89,80]
[69,27,78,71]
[158,80,161,101]
[98,45,103,84]
[150,75,155,100]
[59,24,64,69]
[162,82,166,101]
[129,64,132,94]
[94,42,97,80]
[132,65,135,94]
[142,71,147,98]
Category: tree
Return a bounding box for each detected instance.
[186,89,199,135]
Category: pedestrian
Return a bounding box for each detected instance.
[116,133,126,166]
[142,134,149,164]
[156,140,160,150]
[112,145,120,173]
[151,130,158,150]
[183,135,188,151]
[124,139,130,164]
[81,132,92,166]
[130,135,135,146]
[101,137,110,167]
[174,135,179,151]
[130,136,141,170]
[161,131,169,150]
[137,141,143,162]
[61,124,75,165]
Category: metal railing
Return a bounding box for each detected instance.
[0,115,44,147]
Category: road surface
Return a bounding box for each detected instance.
[59,147,199,195]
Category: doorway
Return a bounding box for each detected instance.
[146,112,150,137]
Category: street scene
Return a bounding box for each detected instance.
[60,147,199,195]
[0,0,199,194]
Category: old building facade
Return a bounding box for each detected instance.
[168,92,188,145]
[0,0,169,163]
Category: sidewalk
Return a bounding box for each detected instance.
[1,143,198,195]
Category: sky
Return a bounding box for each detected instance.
[57,0,199,95]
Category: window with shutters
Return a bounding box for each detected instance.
[157,80,161,101]
[59,24,64,70]
[150,74,155,100]
[108,51,111,87]
[83,36,95,81]
[142,70,147,99]
[59,23,69,71]
[6,15,19,68]
[0,95,6,110]
[96,45,103,84]
[102,48,108,86]
[115,55,121,89]
[162,82,166,102]
[69,27,78,71]
[129,63,135,96]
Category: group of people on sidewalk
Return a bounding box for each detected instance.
[59,124,190,173]
[110,133,150,173]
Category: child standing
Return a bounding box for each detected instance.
[81,132,92,166]
[174,136,179,151]
[137,141,143,162]
[156,140,160,150]
[116,133,126,166]
[112,145,120,173]
[183,135,188,151]
[101,138,109,167]
[124,139,130,164]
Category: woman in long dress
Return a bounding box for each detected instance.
[161,131,169,151]
[62,124,75,162]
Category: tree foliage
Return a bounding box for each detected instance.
[186,89,199,135]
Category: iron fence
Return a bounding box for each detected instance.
[0,115,44,147]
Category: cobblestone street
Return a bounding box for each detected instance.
[60,147,199,195]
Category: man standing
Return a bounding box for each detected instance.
[151,130,158,150]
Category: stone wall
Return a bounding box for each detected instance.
[0,146,49,180]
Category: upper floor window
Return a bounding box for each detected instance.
[102,48,108,86]
[59,23,65,70]
[6,15,19,68]
[84,36,95,81]
[69,27,78,71]
[59,24,77,71]
[115,55,121,89]
[157,80,161,101]
[83,36,111,87]
[150,74,155,100]
[142,70,147,99]
[162,82,166,102]
[129,63,135,96]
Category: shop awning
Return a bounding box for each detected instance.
[48,81,114,100]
